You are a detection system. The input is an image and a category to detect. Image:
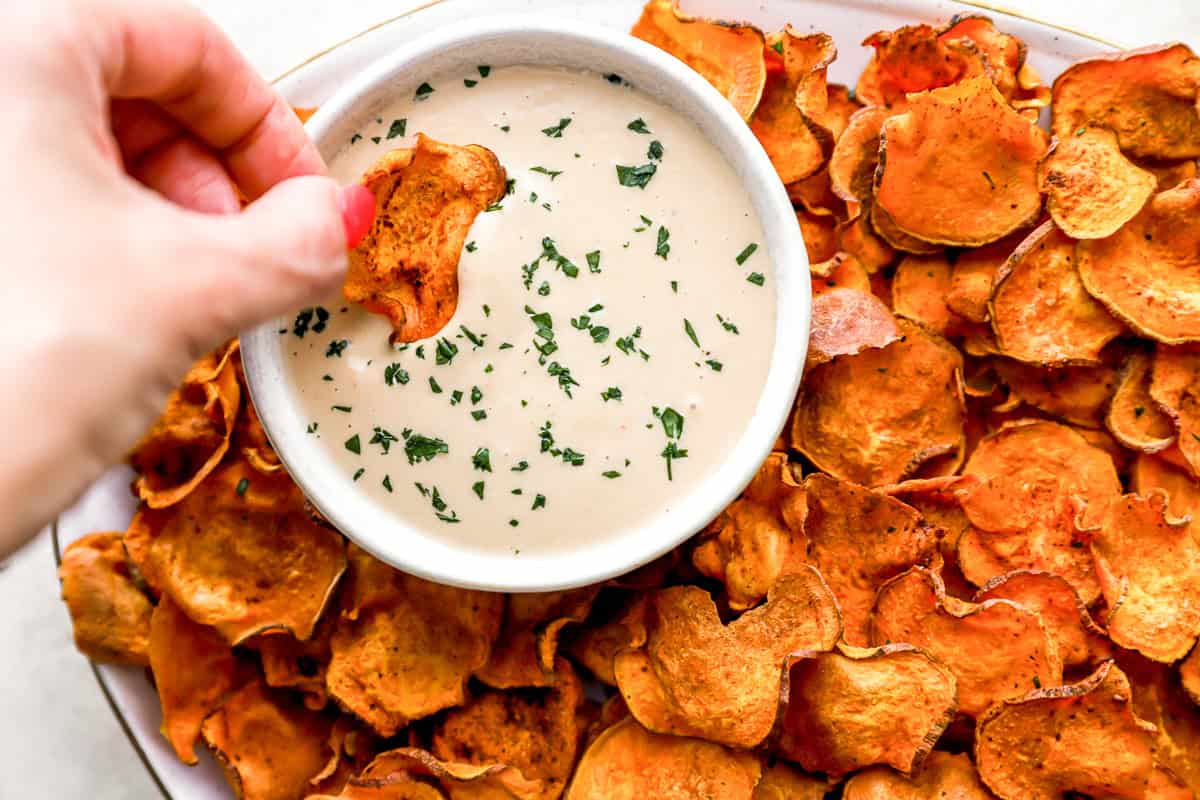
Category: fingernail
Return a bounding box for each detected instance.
[338,184,376,249]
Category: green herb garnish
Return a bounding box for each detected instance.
[471,410,488,421]
[460,325,486,349]
[429,376,443,394]
[656,226,670,259]
[735,243,758,265]
[616,162,657,189]
[602,470,621,478]
[472,448,492,472]
[352,467,364,481]
[331,405,351,413]
[586,250,601,273]
[512,460,529,472]
[683,318,700,348]
[627,118,651,134]
[404,434,448,465]
[382,475,393,493]
[472,481,485,499]
[601,386,622,402]
[717,314,740,334]
[530,166,563,180]
[386,118,407,139]
[542,117,572,137]
[746,272,765,286]
[532,494,547,510]
[235,478,249,497]
[706,359,724,371]
[345,434,361,455]
[648,140,663,160]
[325,339,348,357]
[384,363,409,386]
[435,337,459,365]
[478,65,491,77]
[415,82,434,98]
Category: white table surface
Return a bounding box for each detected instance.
[1,1,1194,798]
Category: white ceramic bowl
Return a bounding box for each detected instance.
[241,16,810,592]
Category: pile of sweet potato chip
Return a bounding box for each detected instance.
[59,3,1200,799]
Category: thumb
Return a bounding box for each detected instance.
[168,176,373,345]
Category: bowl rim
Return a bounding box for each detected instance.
[241,14,811,592]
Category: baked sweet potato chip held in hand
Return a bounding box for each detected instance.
[874,77,1048,246]
[613,568,840,749]
[1051,43,1200,161]
[345,135,506,342]
[59,531,153,666]
[775,643,957,777]
[565,718,762,800]
[1075,178,1200,345]
[631,0,767,120]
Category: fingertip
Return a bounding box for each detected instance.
[338,184,376,249]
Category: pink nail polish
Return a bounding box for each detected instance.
[338,184,376,249]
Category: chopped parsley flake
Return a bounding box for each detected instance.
[772,39,784,54]
[601,386,622,402]
[648,140,663,160]
[538,421,585,466]
[382,475,393,493]
[370,136,381,144]
[331,404,351,413]
[384,363,410,386]
[509,519,519,527]
[450,390,463,406]
[464,78,477,87]
[404,433,448,465]
[306,422,318,434]
[435,337,459,365]
[683,318,700,348]
[616,162,657,189]
[352,467,364,481]
[471,386,483,405]
[511,460,530,472]
[415,82,434,98]
[235,478,249,497]
[627,118,651,134]
[466,241,477,253]
[602,470,622,478]
[471,410,488,421]
[344,434,361,455]
[500,125,511,132]
[429,376,443,394]
[656,226,671,259]
[460,325,486,349]
[472,481,485,499]
[415,345,426,360]
[661,441,688,481]
[735,243,759,265]
[657,407,685,439]
[746,272,765,286]
[473,448,492,472]
[717,314,740,334]
[586,250,601,273]
[386,118,407,139]
[671,280,678,293]
[530,166,563,180]
[478,65,491,77]
[484,201,504,213]
[532,494,547,510]
[325,339,348,357]
[706,359,724,371]
[541,117,572,137]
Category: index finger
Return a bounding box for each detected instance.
[93,0,325,198]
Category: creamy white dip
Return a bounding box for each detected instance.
[285,65,774,556]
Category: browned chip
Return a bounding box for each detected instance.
[975,661,1163,800]
[957,419,1122,602]
[432,659,585,800]
[752,762,828,800]
[1150,343,1200,475]
[946,231,1029,323]
[1091,492,1200,663]
[797,209,839,264]
[130,340,240,508]
[1116,650,1200,794]
[810,252,871,297]
[837,208,897,273]
[882,474,981,598]
[803,473,934,645]
[829,105,892,204]
[1051,43,1200,161]
[875,77,1048,247]
[974,570,1110,669]
[246,617,333,711]
[792,318,966,487]
[787,167,845,219]
[123,460,346,644]
[940,15,1049,111]
[315,748,542,799]
[994,356,1119,429]
[691,451,807,610]
[345,135,506,342]
[631,0,767,121]
[1132,452,1200,520]
[201,679,335,800]
[1038,126,1157,239]
[1183,645,1200,706]
[870,565,1063,716]
[1139,157,1200,190]
[565,717,762,800]
[989,222,1124,365]
[821,83,862,142]
[326,545,503,737]
[564,593,647,687]
[475,589,598,690]
[775,643,957,777]
[59,531,152,666]
[749,30,836,184]
[1076,178,1200,344]
[843,751,998,800]
[613,568,840,748]
[1107,350,1178,452]
[892,253,965,336]
[806,287,901,369]
[870,202,943,255]
[856,24,989,109]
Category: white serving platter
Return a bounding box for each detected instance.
[53,0,1111,796]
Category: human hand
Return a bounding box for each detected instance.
[0,0,375,555]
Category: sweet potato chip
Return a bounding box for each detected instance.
[59,531,152,666]
[837,209,897,273]
[946,230,1029,323]
[1139,157,1199,190]
[565,718,762,800]
[345,135,506,342]
[149,594,239,764]
[892,253,964,336]
[821,83,861,142]
[957,419,1122,602]
[327,545,503,737]
[940,15,1048,110]
[692,452,807,610]
[882,475,980,598]
[1038,126,1157,239]
[843,751,997,800]
[990,221,1124,365]
[1132,452,1200,520]
[1116,650,1200,795]
[124,460,346,644]
[994,357,1118,429]
[613,568,840,748]
[975,661,1162,800]
[1108,350,1178,452]
[247,617,333,711]
[796,209,839,264]
[752,762,828,800]
[432,659,584,800]
[775,642,957,777]
[631,0,767,121]
[1091,492,1200,663]
[1183,645,1200,706]
[564,593,647,687]
[201,679,335,800]
[1051,44,1200,161]
[810,252,871,297]
[803,473,934,645]
[829,105,891,203]
[806,287,901,369]
[475,589,598,690]
[749,30,836,184]
[793,318,965,486]
[870,202,942,255]
[974,570,1109,669]
[870,566,1063,716]
[1150,343,1200,475]
[787,167,844,219]
[857,24,989,109]
[318,747,542,799]
[130,340,239,508]
[1076,178,1200,344]
[875,77,1048,246]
